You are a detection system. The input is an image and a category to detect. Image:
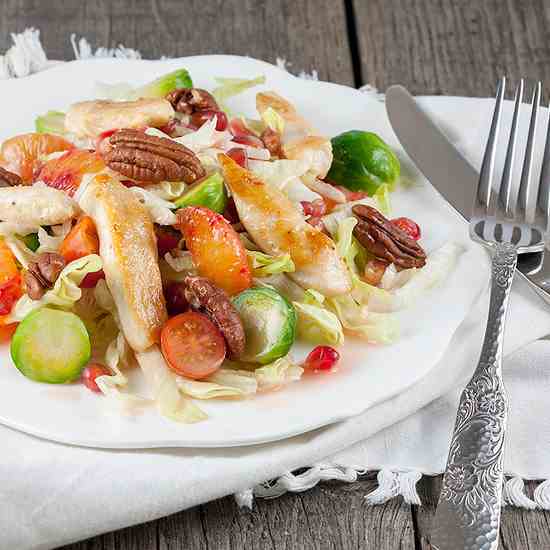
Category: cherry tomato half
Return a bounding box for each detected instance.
[161,311,226,380]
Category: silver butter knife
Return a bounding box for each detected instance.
[385,85,550,303]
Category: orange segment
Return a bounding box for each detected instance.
[0,133,73,183]
[59,216,100,263]
[177,206,252,296]
[0,240,22,316]
[38,150,105,197]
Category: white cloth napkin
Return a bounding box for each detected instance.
[2,28,550,550]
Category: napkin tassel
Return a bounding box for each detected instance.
[502,477,538,509]
[235,465,423,509]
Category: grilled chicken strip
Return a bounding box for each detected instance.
[79,175,167,351]
[0,183,79,226]
[65,98,174,139]
[256,91,333,179]
[219,154,351,297]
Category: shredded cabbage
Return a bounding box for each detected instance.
[373,183,391,215]
[8,255,103,322]
[212,75,266,111]
[94,332,150,411]
[136,346,207,423]
[129,187,177,225]
[254,357,303,391]
[248,159,320,202]
[321,197,378,236]
[144,181,187,201]
[254,274,307,302]
[247,250,295,277]
[374,242,464,310]
[261,107,285,134]
[176,369,258,399]
[36,221,72,253]
[164,250,195,273]
[147,119,233,154]
[293,289,344,346]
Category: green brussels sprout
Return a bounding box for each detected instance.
[173,172,227,213]
[135,68,193,99]
[327,130,400,194]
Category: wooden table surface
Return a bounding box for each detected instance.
[3,1,550,548]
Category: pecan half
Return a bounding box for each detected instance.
[352,205,426,269]
[37,252,66,284]
[104,129,206,184]
[24,253,66,300]
[261,128,284,158]
[183,275,246,358]
[0,167,22,187]
[166,88,219,115]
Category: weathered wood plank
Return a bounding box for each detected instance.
[352,0,550,97]
[0,0,354,85]
[63,476,416,550]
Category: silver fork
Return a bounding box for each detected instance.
[430,78,550,550]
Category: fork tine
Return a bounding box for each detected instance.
[476,77,505,215]
[517,81,542,222]
[498,80,524,217]
[536,103,550,230]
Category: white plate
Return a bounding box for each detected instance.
[0,56,490,448]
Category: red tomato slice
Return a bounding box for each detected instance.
[161,311,226,380]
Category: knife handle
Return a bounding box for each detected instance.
[430,244,515,550]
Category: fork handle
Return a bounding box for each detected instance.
[430,243,517,550]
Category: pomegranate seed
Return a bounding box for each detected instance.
[154,225,181,257]
[190,110,228,131]
[301,199,327,218]
[95,129,117,153]
[82,364,112,393]
[223,198,240,224]
[334,185,370,202]
[232,135,264,149]
[164,282,189,316]
[226,147,248,168]
[228,118,254,138]
[391,217,421,240]
[307,216,326,232]
[0,276,21,315]
[80,270,105,289]
[304,346,340,372]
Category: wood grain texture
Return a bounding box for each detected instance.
[352,0,550,97]
[63,477,416,550]
[3,0,550,548]
[0,0,354,85]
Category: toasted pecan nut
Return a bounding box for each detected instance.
[24,252,67,300]
[0,166,22,187]
[183,275,245,358]
[166,88,219,115]
[105,129,206,184]
[352,204,426,269]
[37,252,66,284]
[261,128,284,158]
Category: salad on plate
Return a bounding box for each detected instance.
[0,68,460,423]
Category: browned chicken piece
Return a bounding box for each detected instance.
[78,175,167,351]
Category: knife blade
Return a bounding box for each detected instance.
[386,85,550,303]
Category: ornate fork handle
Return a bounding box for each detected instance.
[431,243,517,550]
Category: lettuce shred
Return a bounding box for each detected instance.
[212,75,266,111]
[247,250,295,277]
[293,289,344,346]
[8,255,103,322]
